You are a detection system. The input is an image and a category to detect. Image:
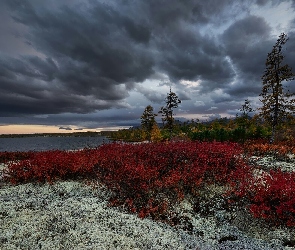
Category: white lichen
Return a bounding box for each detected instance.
[1,170,294,249]
[250,155,295,172]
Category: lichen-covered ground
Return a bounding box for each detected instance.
[1,157,295,250]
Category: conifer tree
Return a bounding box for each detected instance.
[140,105,157,140]
[259,33,295,142]
[159,88,181,139]
[240,99,254,118]
[236,99,254,128]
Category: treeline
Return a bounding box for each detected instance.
[106,116,266,143]
[109,33,295,144]
[108,115,295,143]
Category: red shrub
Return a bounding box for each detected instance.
[0,151,35,163]
[95,141,245,218]
[230,168,295,227]
[5,149,100,183]
[4,141,247,219]
[243,140,294,158]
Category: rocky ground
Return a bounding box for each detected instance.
[1,157,295,250]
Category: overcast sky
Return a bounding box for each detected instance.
[1,0,295,133]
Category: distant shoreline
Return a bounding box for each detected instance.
[0,132,104,138]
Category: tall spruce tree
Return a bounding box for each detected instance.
[140,105,157,140]
[159,88,181,139]
[259,33,295,143]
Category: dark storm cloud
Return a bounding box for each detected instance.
[1,0,154,115]
[1,0,295,128]
[155,29,234,84]
[255,0,284,6]
[135,84,166,104]
[222,14,295,99]
[1,0,237,117]
[0,54,131,115]
[256,0,269,5]
[147,0,239,86]
[221,15,273,97]
[10,0,154,83]
[0,110,141,128]
[283,31,295,93]
[222,15,271,60]
[59,127,72,131]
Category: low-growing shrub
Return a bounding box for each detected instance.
[5,149,100,183]
[243,140,295,158]
[0,151,35,163]
[94,141,245,218]
[229,168,295,227]
[8,141,295,227]
[4,141,246,219]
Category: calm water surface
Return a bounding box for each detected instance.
[0,136,110,152]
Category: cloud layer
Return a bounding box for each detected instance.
[1,0,295,129]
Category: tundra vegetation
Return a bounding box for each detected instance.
[1,33,295,248]
[1,140,295,249]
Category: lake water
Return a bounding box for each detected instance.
[0,136,110,152]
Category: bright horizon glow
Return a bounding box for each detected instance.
[0,125,127,134]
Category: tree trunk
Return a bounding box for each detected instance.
[270,65,280,144]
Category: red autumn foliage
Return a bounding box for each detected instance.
[0,151,35,163]
[230,167,295,227]
[5,149,100,183]
[4,141,244,219]
[3,140,295,227]
[243,139,295,158]
[94,141,245,218]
